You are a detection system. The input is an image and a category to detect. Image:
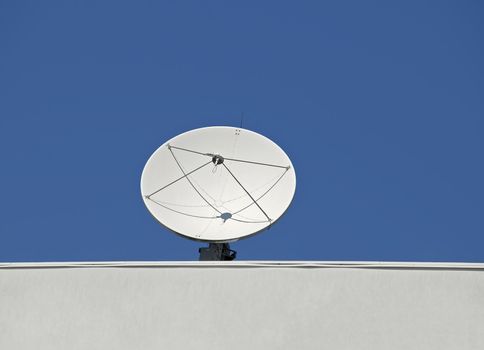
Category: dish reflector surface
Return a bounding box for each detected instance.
[141,126,296,242]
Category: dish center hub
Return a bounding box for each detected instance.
[220,212,232,222]
[212,154,224,165]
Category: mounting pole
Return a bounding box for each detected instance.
[199,243,237,261]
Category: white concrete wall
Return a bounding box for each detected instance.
[1,262,483,350]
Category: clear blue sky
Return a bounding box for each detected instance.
[1,1,483,262]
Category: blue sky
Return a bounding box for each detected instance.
[1,1,483,262]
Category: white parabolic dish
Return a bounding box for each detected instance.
[141,126,296,242]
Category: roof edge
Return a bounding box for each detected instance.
[1,261,484,270]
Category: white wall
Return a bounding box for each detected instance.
[1,262,483,350]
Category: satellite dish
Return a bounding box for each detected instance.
[140,126,296,259]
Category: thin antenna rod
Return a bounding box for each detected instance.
[148,198,218,219]
[168,147,223,214]
[170,144,288,169]
[231,167,289,216]
[240,112,244,128]
[222,163,272,222]
[224,157,289,169]
[145,160,213,198]
[169,145,212,157]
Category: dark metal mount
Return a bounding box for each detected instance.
[212,154,224,165]
[199,243,237,261]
